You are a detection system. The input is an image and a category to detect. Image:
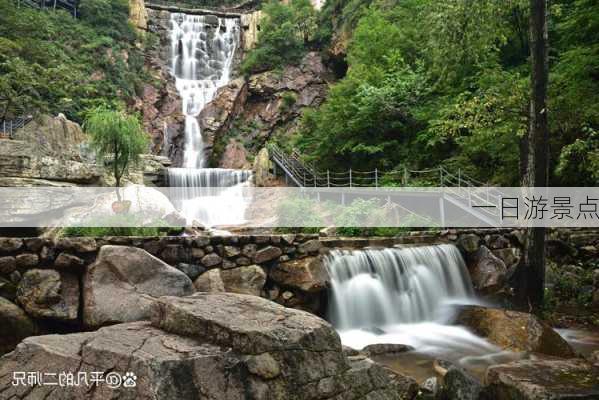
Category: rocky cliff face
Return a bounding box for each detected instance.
[136,9,186,164]
[0,114,101,186]
[204,52,331,167]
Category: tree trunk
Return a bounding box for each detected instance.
[518,0,549,309]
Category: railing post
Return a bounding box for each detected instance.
[374,168,378,188]
[349,169,352,188]
[327,170,330,188]
[458,168,461,188]
[303,172,306,187]
[403,167,408,186]
[439,167,443,187]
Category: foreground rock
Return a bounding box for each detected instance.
[83,245,193,327]
[455,306,574,358]
[0,293,412,399]
[485,356,599,399]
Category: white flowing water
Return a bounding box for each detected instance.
[170,13,239,168]
[167,13,252,227]
[168,168,252,227]
[326,245,517,374]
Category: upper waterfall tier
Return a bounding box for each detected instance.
[169,13,240,168]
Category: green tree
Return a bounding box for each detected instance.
[85,107,148,188]
[241,0,315,74]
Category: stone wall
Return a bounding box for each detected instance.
[1,229,597,354]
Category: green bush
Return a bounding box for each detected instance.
[61,214,183,237]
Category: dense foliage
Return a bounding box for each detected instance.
[85,107,148,187]
[0,0,151,123]
[290,0,598,186]
[241,0,316,74]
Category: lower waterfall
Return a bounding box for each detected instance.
[168,168,252,227]
[325,244,516,373]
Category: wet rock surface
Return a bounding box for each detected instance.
[455,306,575,358]
[485,356,599,400]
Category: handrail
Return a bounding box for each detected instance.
[268,144,500,200]
[0,115,34,139]
[13,0,78,16]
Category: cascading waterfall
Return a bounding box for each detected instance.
[167,13,252,227]
[170,13,239,168]
[326,244,515,370]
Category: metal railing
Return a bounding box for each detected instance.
[0,115,34,139]
[269,144,441,188]
[268,144,504,218]
[14,0,78,17]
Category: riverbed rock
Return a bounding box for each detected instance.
[0,238,22,253]
[253,245,282,263]
[361,343,414,357]
[220,265,266,296]
[439,366,483,400]
[193,269,225,292]
[0,293,410,400]
[455,306,575,358]
[201,252,222,267]
[0,277,17,301]
[53,252,84,269]
[194,266,266,296]
[175,262,205,281]
[0,257,16,275]
[83,245,193,327]
[467,246,508,294]
[485,356,599,400]
[0,297,37,355]
[16,269,79,321]
[457,234,480,254]
[15,253,38,269]
[270,255,329,293]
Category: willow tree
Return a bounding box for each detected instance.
[85,107,148,188]
[519,0,549,309]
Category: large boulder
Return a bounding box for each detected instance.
[0,297,37,355]
[270,255,329,293]
[467,246,508,294]
[16,269,79,321]
[0,294,411,399]
[83,245,193,327]
[485,356,599,399]
[455,306,575,358]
